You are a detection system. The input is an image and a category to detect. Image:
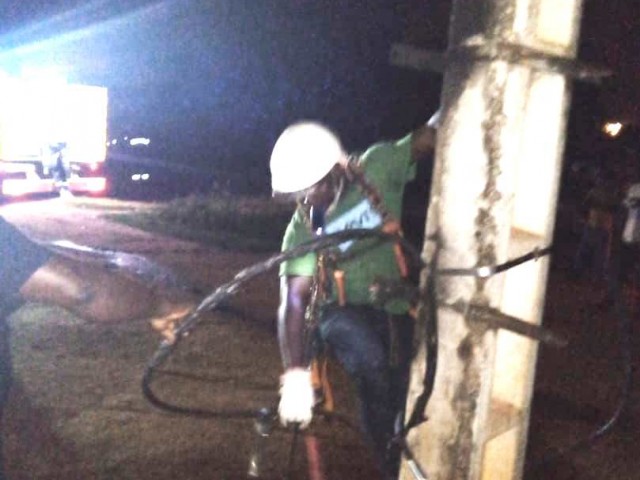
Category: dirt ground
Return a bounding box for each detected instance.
[1,198,381,480]
[1,197,640,480]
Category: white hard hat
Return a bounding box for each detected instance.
[270,121,344,194]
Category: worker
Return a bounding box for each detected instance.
[0,216,193,480]
[270,115,437,479]
[50,142,70,188]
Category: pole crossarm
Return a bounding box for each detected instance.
[369,278,565,348]
[443,301,567,348]
[370,245,565,348]
[390,40,611,83]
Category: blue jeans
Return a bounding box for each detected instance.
[317,304,413,478]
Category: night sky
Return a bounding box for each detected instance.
[0,0,637,192]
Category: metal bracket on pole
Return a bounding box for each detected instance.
[390,40,612,83]
[444,301,568,348]
[368,279,566,347]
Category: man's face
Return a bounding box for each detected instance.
[300,171,336,209]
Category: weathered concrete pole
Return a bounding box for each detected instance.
[402,1,584,479]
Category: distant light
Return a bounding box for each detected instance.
[110,139,118,145]
[129,137,150,146]
[603,121,623,137]
[131,172,150,182]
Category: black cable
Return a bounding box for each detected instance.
[437,245,553,277]
[140,365,259,419]
[403,241,439,433]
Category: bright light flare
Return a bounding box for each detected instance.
[2,178,53,196]
[69,176,107,193]
[0,75,107,163]
[83,177,107,192]
[603,121,623,137]
[129,137,150,146]
[0,1,170,78]
[19,66,68,84]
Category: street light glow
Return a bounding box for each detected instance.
[603,121,623,137]
[130,137,150,146]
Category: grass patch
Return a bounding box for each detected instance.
[68,196,150,212]
[106,194,292,252]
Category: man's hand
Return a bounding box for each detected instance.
[410,111,438,162]
[278,368,314,428]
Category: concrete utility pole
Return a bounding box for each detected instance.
[402,1,586,479]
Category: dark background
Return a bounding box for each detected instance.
[0,0,638,194]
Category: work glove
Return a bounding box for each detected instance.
[278,368,314,428]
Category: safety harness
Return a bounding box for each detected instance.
[304,154,414,415]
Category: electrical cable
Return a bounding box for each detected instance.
[402,241,439,434]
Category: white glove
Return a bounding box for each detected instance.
[278,368,314,428]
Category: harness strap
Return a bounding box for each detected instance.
[310,357,334,413]
[333,270,346,306]
[347,159,410,279]
[305,159,413,417]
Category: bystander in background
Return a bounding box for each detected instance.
[573,168,621,286]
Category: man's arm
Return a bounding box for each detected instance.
[277,274,315,427]
[410,124,437,163]
[410,109,440,163]
[20,255,194,328]
[20,256,94,309]
[277,275,313,368]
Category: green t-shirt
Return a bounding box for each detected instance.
[279,133,416,314]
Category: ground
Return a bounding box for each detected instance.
[1,197,380,480]
[0,197,639,479]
